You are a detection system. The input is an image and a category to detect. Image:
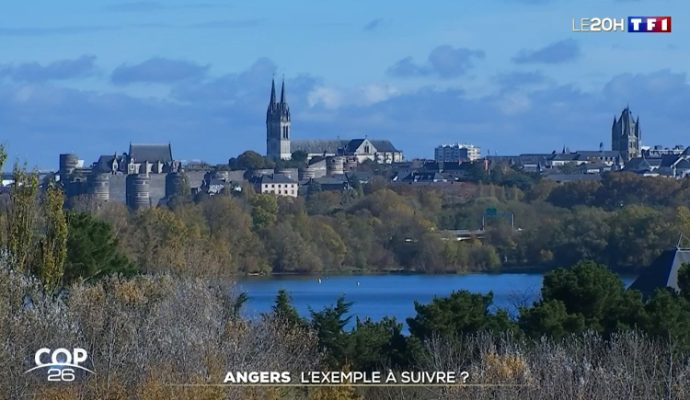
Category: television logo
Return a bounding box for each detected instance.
[24,348,95,382]
[628,17,671,33]
[572,16,671,33]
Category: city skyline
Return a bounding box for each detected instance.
[1,0,689,169]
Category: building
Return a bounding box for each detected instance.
[290,138,402,164]
[59,143,192,209]
[612,106,641,161]
[434,144,480,163]
[642,145,686,158]
[626,148,690,178]
[630,246,690,297]
[264,79,403,164]
[253,174,298,197]
[266,79,291,160]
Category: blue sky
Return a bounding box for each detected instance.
[1,0,688,169]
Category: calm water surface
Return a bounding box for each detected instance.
[237,273,636,328]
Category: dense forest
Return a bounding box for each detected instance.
[3,146,690,399]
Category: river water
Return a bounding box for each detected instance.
[236,272,637,328]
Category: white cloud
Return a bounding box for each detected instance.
[307,83,400,110]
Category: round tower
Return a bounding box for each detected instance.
[302,166,317,179]
[327,156,345,175]
[59,153,79,179]
[344,157,358,171]
[165,172,188,199]
[88,173,110,202]
[126,174,151,210]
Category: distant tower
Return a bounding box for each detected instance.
[612,106,641,161]
[266,78,291,160]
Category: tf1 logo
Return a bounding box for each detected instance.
[572,16,672,33]
[24,348,95,382]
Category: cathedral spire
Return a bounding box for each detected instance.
[269,78,277,107]
[280,77,286,105]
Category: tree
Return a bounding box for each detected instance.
[37,184,68,293]
[250,193,278,230]
[272,289,306,328]
[346,317,407,371]
[64,212,136,282]
[233,150,273,170]
[678,263,690,302]
[310,296,353,367]
[5,164,39,273]
[643,288,690,351]
[547,180,601,208]
[291,150,308,163]
[407,290,515,341]
[519,299,585,339]
[519,260,646,337]
[0,145,5,172]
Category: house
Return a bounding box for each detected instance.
[657,150,690,178]
[253,174,298,197]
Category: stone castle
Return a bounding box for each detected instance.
[58,144,197,210]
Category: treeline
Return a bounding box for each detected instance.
[69,182,502,277]
[76,168,690,276]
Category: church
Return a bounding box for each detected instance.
[611,106,641,161]
[265,79,403,164]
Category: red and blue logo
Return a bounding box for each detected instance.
[628,16,672,32]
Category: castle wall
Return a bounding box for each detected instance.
[109,174,127,203]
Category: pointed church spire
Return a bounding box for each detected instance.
[280,77,286,104]
[269,78,277,106]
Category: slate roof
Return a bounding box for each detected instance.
[630,248,690,297]
[676,159,690,169]
[255,174,297,184]
[291,138,400,155]
[660,155,680,168]
[369,140,400,153]
[129,144,173,163]
[291,140,346,154]
[345,139,366,153]
[576,150,621,158]
[626,157,653,172]
[94,155,116,172]
[551,153,580,161]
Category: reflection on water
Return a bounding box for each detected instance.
[236,273,637,330]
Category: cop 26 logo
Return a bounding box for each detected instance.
[24,348,95,382]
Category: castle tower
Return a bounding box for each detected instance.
[266,78,291,160]
[611,106,641,161]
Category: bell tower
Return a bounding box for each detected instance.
[611,106,641,161]
[266,78,291,160]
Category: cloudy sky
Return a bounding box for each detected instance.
[1,0,688,169]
